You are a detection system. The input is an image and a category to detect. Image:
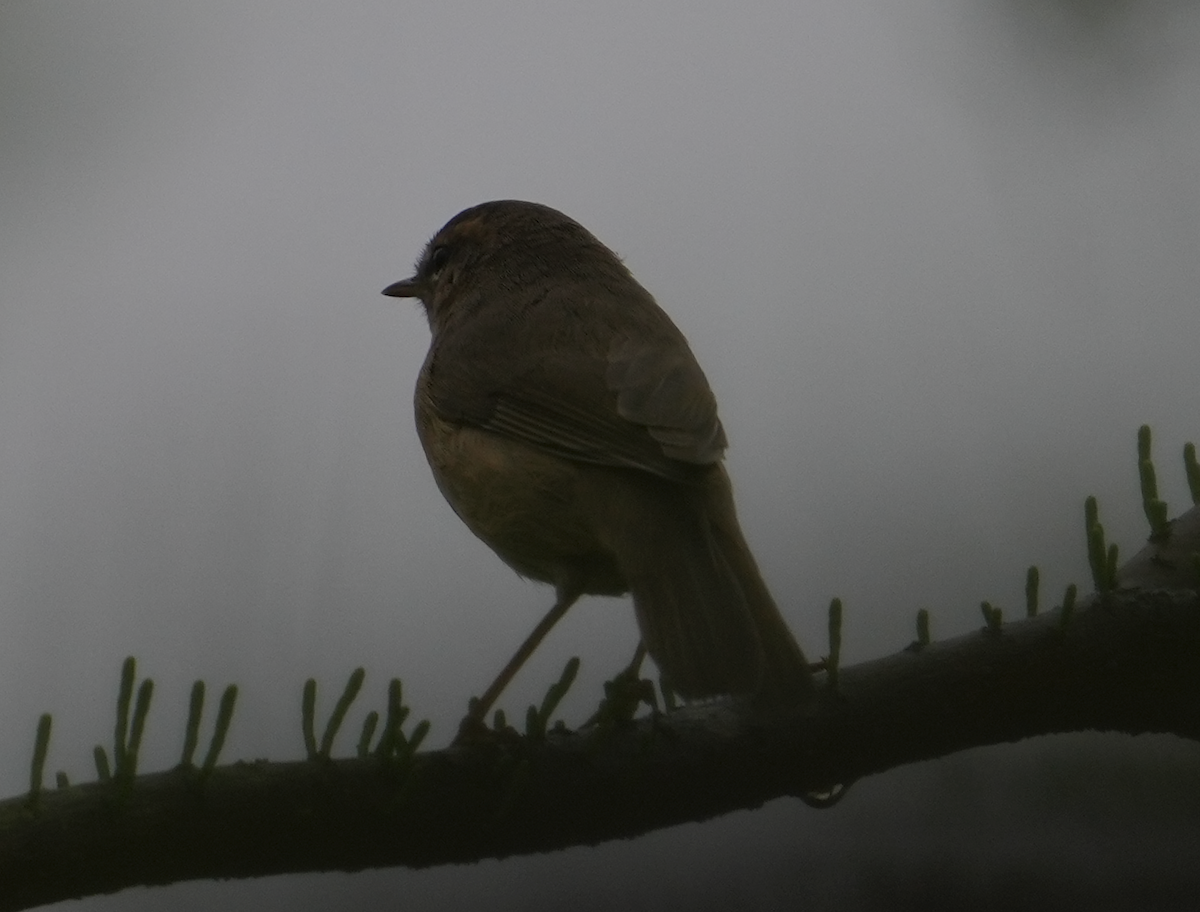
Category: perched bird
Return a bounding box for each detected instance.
[383,200,815,719]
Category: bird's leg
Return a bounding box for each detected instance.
[458,586,581,739]
[621,641,648,678]
[583,641,658,731]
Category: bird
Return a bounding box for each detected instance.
[383,200,815,722]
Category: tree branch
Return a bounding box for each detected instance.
[2,508,1198,912]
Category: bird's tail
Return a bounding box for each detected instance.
[598,467,816,708]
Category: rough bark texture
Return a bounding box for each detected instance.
[1,508,1198,912]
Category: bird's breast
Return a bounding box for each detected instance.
[414,392,628,597]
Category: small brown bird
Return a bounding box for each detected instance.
[384,200,815,718]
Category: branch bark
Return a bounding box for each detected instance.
[1,508,1198,912]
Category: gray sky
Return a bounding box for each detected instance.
[3,1,1200,908]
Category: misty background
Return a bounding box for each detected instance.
[2,1,1199,909]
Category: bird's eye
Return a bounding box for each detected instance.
[428,245,450,277]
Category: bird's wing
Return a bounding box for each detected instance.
[604,336,727,464]
[425,293,727,482]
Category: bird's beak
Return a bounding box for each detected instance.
[382,276,421,298]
